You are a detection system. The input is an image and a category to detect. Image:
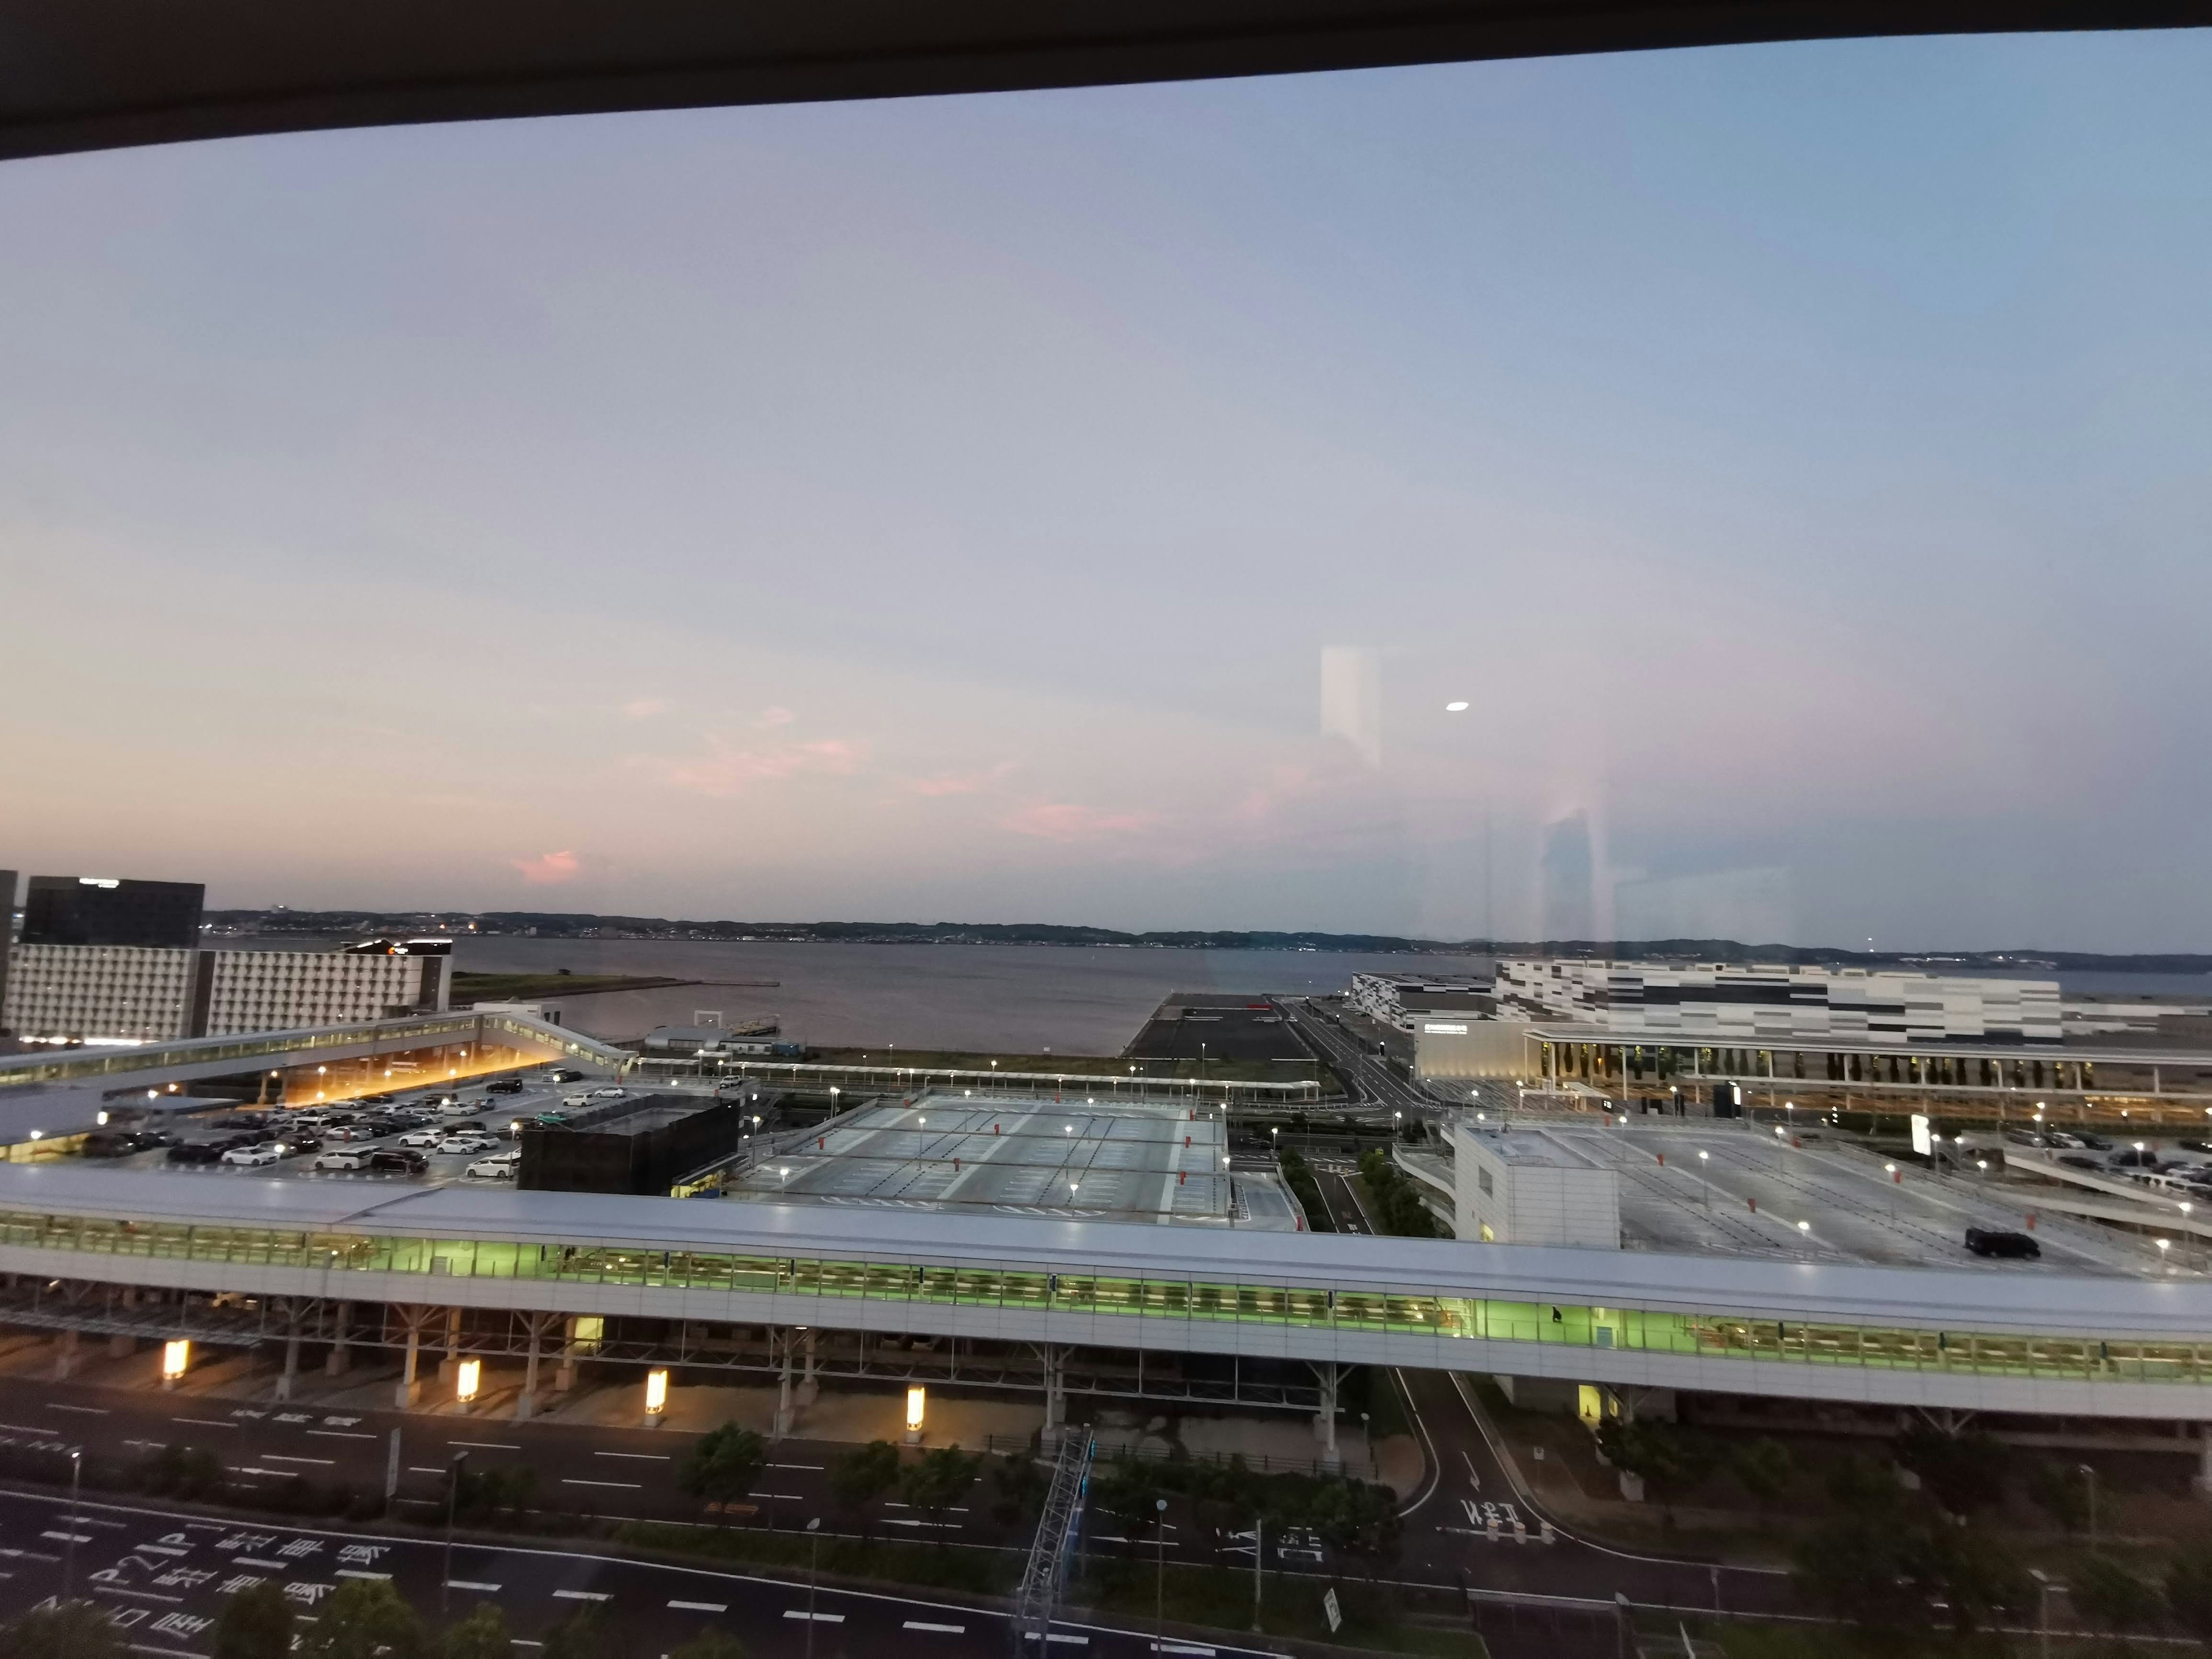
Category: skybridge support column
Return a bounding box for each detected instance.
[797,1327,819,1408]
[274,1303,302,1402]
[325,1303,353,1377]
[395,1306,432,1408]
[2197,1426,2212,1499]
[555,1317,579,1394]
[52,1328,78,1382]
[1040,1344,1070,1452]
[516,1312,558,1422]
[774,1328,796,1440]
[1311,1363,1342,1472]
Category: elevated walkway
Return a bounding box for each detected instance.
[0,1009,632,1096]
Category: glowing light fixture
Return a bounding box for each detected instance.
[161,1340,190,1381]
[906,1386,926,1431]
[645,1368,669,1415]
[456,1358,481,1403]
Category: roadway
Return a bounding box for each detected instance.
[0,1364,1805,1650]
[0,1484,1301,1659]
[1271,1002,1432,1120]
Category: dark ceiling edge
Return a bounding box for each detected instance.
[2,0,2207,162]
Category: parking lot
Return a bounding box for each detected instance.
[78,1069,626,1191]
[1526,1119,2188,1276]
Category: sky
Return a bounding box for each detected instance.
[2,31,2209,950]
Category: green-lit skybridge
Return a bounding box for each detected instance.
[0,1165,2206,1447]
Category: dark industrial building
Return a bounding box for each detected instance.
[518,1093,740,1196]
[20,875,204,949]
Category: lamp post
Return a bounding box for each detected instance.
[1155,1497,1169,1651]
[62,1447,81,1602]
[1696,1149,1710,1209]
[442,1450,469,1619]
[2080,1463,2099,1552]
[805,1517,823,1659]
[2029,1567,2052,1659]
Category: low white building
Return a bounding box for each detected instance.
[1347,972,1493,1032]
[1449,1123,1620,1248]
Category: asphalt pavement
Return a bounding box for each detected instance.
[0,1485,1303,1659]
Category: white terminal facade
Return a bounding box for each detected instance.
[1,941,452,1043]
[1491,960,2065,1045]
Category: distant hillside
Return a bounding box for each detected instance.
[198,910,2212,975]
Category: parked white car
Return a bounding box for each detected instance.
[439,1135,498,1155]
[325,1123,380,1142]
[560,1093,593,1108]
[313,1150,370,1172]
[222,1145,282,1167]
[464,1158,516,1181]
[397,1128,446,1149]
[438,1098,476,1116]
[592,1087,626,1099]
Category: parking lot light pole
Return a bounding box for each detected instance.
[1156,1498,1170,1650]
[442,1450,469,1619]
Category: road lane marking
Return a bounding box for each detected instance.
[134,1544,191,1556]
[309,1430,377,1441]
[1,1422,60,1435]
[747,1491,803,1501]
[409,1466,448,1475]
[170,1418,236,1429]
[562,1479,642,1489]
[234,1558,288,1569]
[262,1455,336,1467]
[669,1600,728,1612]
[92,1585,183,1603]
[593,1452,670,1461]
[447,1580,502,1592]
[905,1622,966,1633]
[51,1404,110,1415]
[553,1589,611,1601]
[1152,1645,1217,1655]
[41,1532,93,1544]
[784,1611,844,1623]
[337,1569,392,1580]
[449,1441,521,1451]
[1044,1636,1089,1645]
[768,1462,823,1470]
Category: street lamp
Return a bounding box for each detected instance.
[1155,1497,1170,1650]
[442,1450,470,1618]
[1696,1149,1710,1209]
[62,1447,81,1601]
[805,1517,824,1659]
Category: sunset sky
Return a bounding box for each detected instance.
[3,32,2209,949]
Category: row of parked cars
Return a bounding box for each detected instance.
[145,1083,540,1179]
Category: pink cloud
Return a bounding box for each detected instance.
[658,737,865,797]
[620,698,670,721]
[512,850,580,885]
[999,802,1159,843]
[1236,763,1321,821]
[907,761,1017,798]
[757,706,796,728]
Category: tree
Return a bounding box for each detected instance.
[5,1602,125,1659]
[1730,1438,1794,1521]
[2071,1554,2161,1638]
[670,1634,748,1659]
[214,1581,296,1659]
[1922,1522,2032,1637]
[143,1443,227,1502]
[2027,1461,2092,1534]
[680,1423,767,1514]
[296,1578,425,1659]
[899,1444,982,1530]
[830,1440,902,1519]
[2166,1543,2212,1648]
[989,1450,1049,1527]
[542,1603,629,1659]
[440,1603,510,1659]
[1596,1418,1710,1520]
[1895,1421,2005,1515]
